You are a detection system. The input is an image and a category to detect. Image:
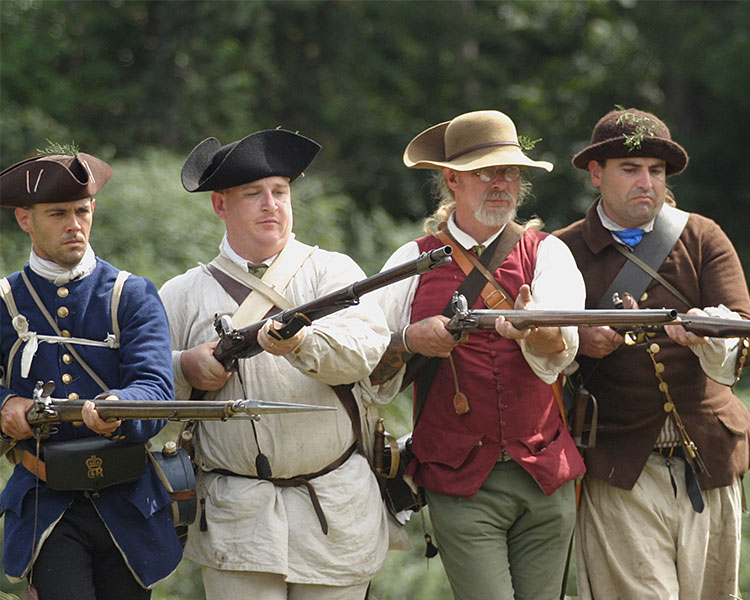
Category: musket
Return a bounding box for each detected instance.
[26,381,336,433]
[445,293,750,338]
[213,245,453,371]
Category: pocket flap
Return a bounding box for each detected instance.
[411,425,484,469]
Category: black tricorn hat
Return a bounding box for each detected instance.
[181,129,321,192]
[0,153,112,207]
[572,108,688,175]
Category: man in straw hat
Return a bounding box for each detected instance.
[555,107,750,599]
[0,150,182,598]
[363,110,586,600]
[159,128,394,599]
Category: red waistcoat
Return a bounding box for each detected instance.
[407,233,585,497]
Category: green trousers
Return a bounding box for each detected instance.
[426,461,576,600]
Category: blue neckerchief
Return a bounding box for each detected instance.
[613,228,645,248]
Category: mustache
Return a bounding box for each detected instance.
[482,190,514,202]
[61,233,85,243]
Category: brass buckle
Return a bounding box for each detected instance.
[484,289,507,309]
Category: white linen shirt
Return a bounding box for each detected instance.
[159,238,391,585]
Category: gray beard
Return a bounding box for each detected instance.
[474,191,517,227]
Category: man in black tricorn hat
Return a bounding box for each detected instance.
[0,150,182,599]
[159,129,393,599]
[555,108,750,599]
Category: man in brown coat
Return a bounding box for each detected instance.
[555,107,750,600]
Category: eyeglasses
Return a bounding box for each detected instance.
[474,165,521,183]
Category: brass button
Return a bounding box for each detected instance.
[61,330,71,337]
[57,306,69,318]
[57,287,69,298]
[640,292,648,302]
[62,373,73,384]
[62,354,73,364]
[68,392,80,400]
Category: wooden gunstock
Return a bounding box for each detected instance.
[446,308,679,334]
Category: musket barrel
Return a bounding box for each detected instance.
[447,308,679,333]
[26,399,337,426]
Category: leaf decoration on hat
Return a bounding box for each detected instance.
[614,109,658,152]
[518,136,542,151]
[37,139,80,157]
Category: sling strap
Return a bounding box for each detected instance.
[597,203,690,308]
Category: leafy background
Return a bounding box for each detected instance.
[1,1,749,598]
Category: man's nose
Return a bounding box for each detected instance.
[66,214,83,231]
[636,170,655,189]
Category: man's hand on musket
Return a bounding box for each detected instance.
[405,315,459,358]
[495,284,565,354]
[83,395,122,435]
[0,395,34,439]
[664,307,710,346]
[181,341,233,390]
[258,319,305,356]
[578,326,624,358]
[579,290,634,358]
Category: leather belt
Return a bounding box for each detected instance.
[21,450,47,481]
[651,445,704,513]
[209,443,358,535]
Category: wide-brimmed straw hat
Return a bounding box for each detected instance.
[572,108,688,175]
[0,153,112,207]
[403,110,553,173]
[181,129,321,192]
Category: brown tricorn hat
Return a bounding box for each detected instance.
[403,110,553,173]
[0,153,112,207]
[572,108,688,175]
[181,129,321,192]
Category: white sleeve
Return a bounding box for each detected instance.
[519,235,586,383]
[687,304,744,385]
[356,241,422,405]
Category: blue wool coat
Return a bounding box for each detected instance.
[0,259,182,588]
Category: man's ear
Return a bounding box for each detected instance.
[588,160,603,189]
[211,191,227,221]
[14,206,32,233]
[443,168,459,191]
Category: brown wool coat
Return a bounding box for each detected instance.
[555,202,750,490]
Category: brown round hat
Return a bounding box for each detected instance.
[572,108,688,175]
[0,153,112,207]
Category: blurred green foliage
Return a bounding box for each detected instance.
[1,0,750,275]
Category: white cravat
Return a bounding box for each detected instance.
[28,244,97,284]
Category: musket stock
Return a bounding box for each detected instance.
[213,245,453,370]
[446,293,750,338]
[446,293,679,334]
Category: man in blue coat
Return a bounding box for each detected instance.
[0,150,182,599]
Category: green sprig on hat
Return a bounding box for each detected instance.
[614,105,658,152]
[518,136,542,152]
[37,140,80,157]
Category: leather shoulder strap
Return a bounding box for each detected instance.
[597,204,690,308]
[110,270,131,344]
